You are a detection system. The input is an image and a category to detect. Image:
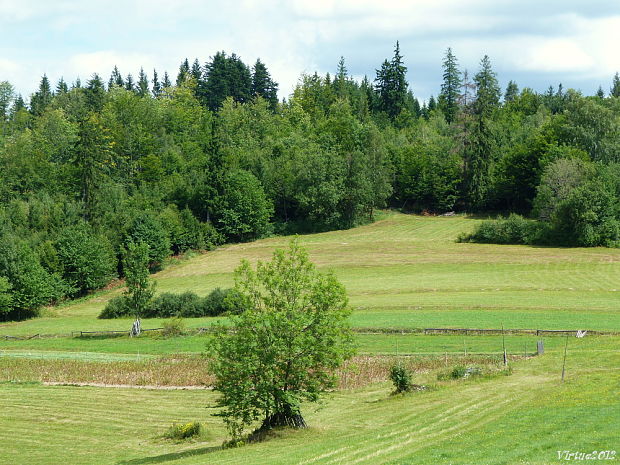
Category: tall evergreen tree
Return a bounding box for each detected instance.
[438,47,461,123]
[504,80,519,103]
[611,72,620,98]
[56,78,69,95]
[137,68,149,97]
[190,59,202,81]
[30,75,53,116]
[374,41,408,119]
[125,74,135,92]
[251,58,278,110]
[152,69,161,97]
[596,86,605,99]
[108,66,124,89]
[85,74,106,112]
[473,55,500,116]
[176,58,190,85]
[162,71,172,89]
[464,55,500,210]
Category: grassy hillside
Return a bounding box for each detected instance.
[1,212,620,340]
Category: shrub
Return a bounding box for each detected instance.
[162,317,185,337]
[99,296,131,319]
[458,214,542,245]
[203,287,244,316]
[164,421,202,440]
[438,365,483,380]
[389,364,413,393]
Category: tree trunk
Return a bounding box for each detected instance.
[261,403,307,430]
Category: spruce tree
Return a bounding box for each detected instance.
[464,55,500,210]
[176,58,190,86]
[190,59,202,81]
[162,71,172,89]
[137,68,149,97]
[374,41,408,119]
[504,80,519,103]
[152,69,161,97]
[108,66,124,89]
[596,86,605,99]
[30,75,53,116]
[251,58,278,110]
[438,47,461,123]
[611,72,620,98]
[125,73,135,92]
[85,74,106,112]
[56,78,69,95]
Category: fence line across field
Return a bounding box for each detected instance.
[1,326,618,341]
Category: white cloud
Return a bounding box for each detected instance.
[68,51,156,81]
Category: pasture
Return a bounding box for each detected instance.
[1,212,618,464]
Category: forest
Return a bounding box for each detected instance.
[1,43,620,321]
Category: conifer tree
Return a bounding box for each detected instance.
[438,47,461,123]
[596,86,605,99]
[125,73,135,92]
[504,80,519,103]
[251,58,278,110]
[108,66,124,89]
[176,58,190,85]
[374,41,408,119]
[137,68,149,97]
[162,71,172,89]
[464,55,500,210]
[30,75,53,116]
[152,69,161,97]
[190,59,202,81]
[611,72,620,98]
[85,74,106,112]
[56,78,69,95]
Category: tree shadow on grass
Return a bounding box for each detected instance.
[116,445,222,465]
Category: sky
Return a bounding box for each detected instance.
[1,0,620,102]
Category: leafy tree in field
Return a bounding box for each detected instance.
[438,47,461,123]
[122,241,155,318]
[210,239,354,440]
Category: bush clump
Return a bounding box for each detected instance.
[99,288,244,319]
[164,421,202,440]
[389,364,413,393]
[458,214,542,245]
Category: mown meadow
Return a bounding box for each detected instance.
[1,212,619,464]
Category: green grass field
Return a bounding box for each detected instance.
[1,212,618,464]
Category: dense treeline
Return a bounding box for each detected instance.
[1,44,620,320]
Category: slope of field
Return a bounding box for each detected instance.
[1,212,620,340]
